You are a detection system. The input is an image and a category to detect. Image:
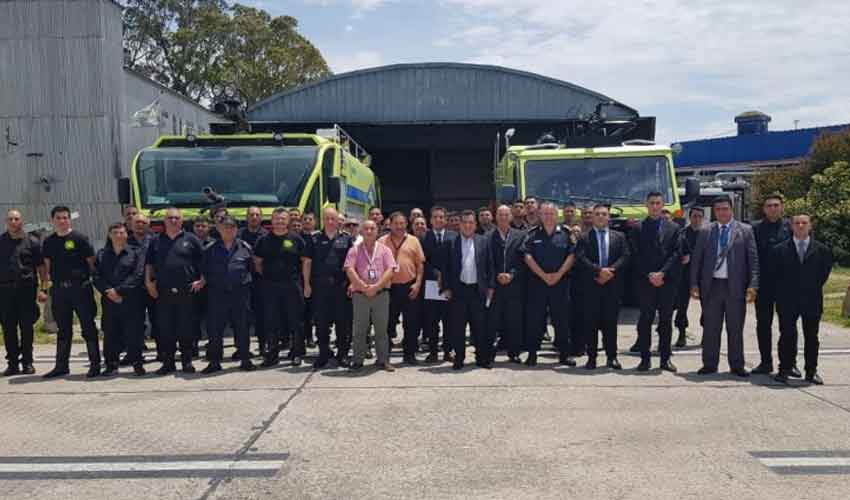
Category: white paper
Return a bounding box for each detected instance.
[424,280,448,301]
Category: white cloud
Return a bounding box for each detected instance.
[440,0,850,142]
[327,50,385,74]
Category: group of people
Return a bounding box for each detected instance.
[0,191,833,383]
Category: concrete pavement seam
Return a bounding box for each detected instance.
[796,388,850,415]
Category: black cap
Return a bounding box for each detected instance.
[218,215,238,227]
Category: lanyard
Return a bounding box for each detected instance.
[389,234,406,256]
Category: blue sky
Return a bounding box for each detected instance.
[245,0,850,144]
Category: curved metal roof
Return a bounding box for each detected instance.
[248,62,637,124]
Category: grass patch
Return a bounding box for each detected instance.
[823,266,850,327]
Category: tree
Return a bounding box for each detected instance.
[749,165,809,219]
[786,161,850,265]
[122,1,330,105]
[805,129,850,178]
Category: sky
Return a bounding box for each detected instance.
[244,0,850,144]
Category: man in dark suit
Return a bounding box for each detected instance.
[631,192,682,372]
[487,205,526,363]
[690,195,759,377]
[576,203,630,370]
[674,207,704,348]
[445,210,493,370]
[751,194,792,374]
[421,206,458,363]
[772,214,832,384]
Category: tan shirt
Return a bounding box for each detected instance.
[378,233,425,285]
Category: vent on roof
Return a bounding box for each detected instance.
[735,111,771,136]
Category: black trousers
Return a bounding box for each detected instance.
[777,306,820,373]
[0,282,37,366]
[755,289,779,367]
[525,281,570,355]
[191,288,208,348]
[264,281,305,357]
[156,288,196,364]
[424,296,451,355]
[387,281,422,357]
[248,278,266,351]
[303,297,314,346]
[568,278,584,355]
[488,286,523,357]
[51,282,100,368]
[206,287,251,363]
[102,293,144,366]
[674,264,691,330]
[583,283,620,360]
[449,284,488,363]
[312,276,352,358]
[636,280,675,362]
[142,293,159,349]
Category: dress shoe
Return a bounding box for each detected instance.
[452,360,464,370]
[181,362,196,374]
[629,342,640,353]
[155,362,176,376]
[261,356,280,368]
[133,364,146,376]
[2,364,20,377]
[21,364,35,375]
[636,359,651,372]
[789,367,802,379]
[606,359,622,370]
[752,363,772,375]
[660,360,677,373]
[403,355,418,366]
[313,355,329,369]
[425,352,439,363]
[584,358,597,370]
[805,372,823,385]
[508,354,522,364]
[291,356,302,367]
[102,364,119,376]
[774,371,789,384]
[43,366,70,379]
[382,362,396,372]
[349,362,363,372]
[697,366,717,375]
[86,365,101,378]
[201,362,222,375]
[443,352,454,363]
[558,354,577,367]
[731,367,750,378]
[525,353,538,367]
[240,360,256,372]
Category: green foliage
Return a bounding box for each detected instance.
[749,165,809,219]
[122,1,331,105]
[806,129,850,178]
[787,161,850,265]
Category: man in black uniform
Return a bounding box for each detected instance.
[751,194,792,374]
[576,204,630,370]
[191,215,215,359]
[254,208,308,367]
[305,206,354,368]
[94,222,147,376]
[239,206,269,358]
[673,207,704,348]
[0,209,46,376]
[488,205,526,363]
[421,206,457,363]
[127,213,158,359]
[41,206,101,378]
[145,207,205,375]
[522,202,577,367]
[199,216,256,374]
[631,192,681,372]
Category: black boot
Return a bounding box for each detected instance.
[102,363,119,376]
[44,338,73,378]
[85,338,102,378]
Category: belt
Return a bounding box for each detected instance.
[355,289,388,295]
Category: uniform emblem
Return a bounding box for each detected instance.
[64,240,76,251]
[183,241,190,248]
[283,239,294,250]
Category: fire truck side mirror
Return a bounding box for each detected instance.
[118,177,131,205]
[682,177,700,205]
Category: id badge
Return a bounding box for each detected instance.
[368,268,377,281]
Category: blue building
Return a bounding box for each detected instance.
[674,111,850,179]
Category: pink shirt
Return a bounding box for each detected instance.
[344,240,397,291]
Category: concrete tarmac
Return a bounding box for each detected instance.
[1,304,849,500]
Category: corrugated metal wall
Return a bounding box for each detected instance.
[249,63,634,124]
[0,0,218,245]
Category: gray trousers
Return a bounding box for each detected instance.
[700,278,746,370]
[353,290,390,365]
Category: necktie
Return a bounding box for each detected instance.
[437,232,442,244]
[720,225,729,250]
[797,240,806,263]
[598,230,608,267]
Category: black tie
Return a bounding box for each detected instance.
[437,232,442,244]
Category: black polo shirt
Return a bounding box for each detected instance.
[94,245,145,296]
[0,232,43,283]
[42,231,95,282]
[237,226,268,248]
[146,231,204,291]
[521,225,574,276]
[305,230,352,281]
[254,232,305,284]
